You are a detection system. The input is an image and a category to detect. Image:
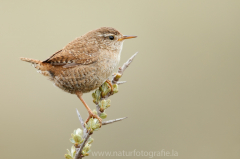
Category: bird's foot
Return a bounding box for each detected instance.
[106,79,114,94]
[85,111,102,128]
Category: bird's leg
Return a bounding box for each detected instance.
[76,91,102,127]
[106,79,114,93]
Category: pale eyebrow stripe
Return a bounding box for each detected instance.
[98,34,115,37]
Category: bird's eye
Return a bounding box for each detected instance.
[109,36,114,40]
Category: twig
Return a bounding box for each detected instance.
[102,117,128,125]
[95,104,102,116]
[116,81,126,85]
[76,109,87,135]
[75,131,91,159]
[112,52,138,84]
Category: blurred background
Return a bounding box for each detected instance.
[0,0,240,159]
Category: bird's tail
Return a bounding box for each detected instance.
[20,57,41,65]
[20,57,50,76]
[20,57,43,70]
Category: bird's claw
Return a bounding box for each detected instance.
[85,112,102,128]
[106,79,114,94]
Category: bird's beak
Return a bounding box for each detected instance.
[118,35,137,41]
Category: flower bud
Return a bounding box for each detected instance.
[70,128,83,144]
[113,84,118,93]
[93,109,98,115]
[92,89,101,103]
[88,137,94,144]
[100,112,107,119]
[114,73,122,81]
[64,146,76,159]
[64,154,72,159]
[85,118,101,133]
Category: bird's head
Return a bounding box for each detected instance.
[87,27,137,51]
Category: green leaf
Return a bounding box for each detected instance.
[100,82,111,97]
[73,135,82,144]
[69,138,75,144]
[93,89,101,103]
[88,137,94,144]
[83,143,91,153]
[71,146,76,156]
[64,154,72,159]
[106,99,111,108]
[93,109,98,115]
[113,84,118,93]
[100,112,107,119]
[76,128,83,136]
[85,118,101,133]
[67,149,71,155]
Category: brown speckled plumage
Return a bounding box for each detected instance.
[20,27,137,125]
[21,27,133,93]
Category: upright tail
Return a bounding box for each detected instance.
[20,57,43,70]
[20,57,41,65]
[20,57,51,77]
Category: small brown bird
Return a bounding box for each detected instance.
[20,27,137,126]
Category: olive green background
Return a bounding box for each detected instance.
[0,0,240,159]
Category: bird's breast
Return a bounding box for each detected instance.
[96,50,120,80]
